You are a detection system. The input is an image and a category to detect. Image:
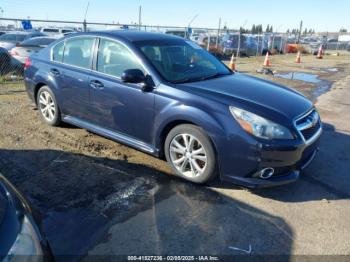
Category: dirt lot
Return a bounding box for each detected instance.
[0,51,350,260]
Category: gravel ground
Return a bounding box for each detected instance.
[0,52,350,260]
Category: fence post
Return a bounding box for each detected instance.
[83,19,87,32]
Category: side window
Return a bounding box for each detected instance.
[97,39,144,78]
[52,41,65,62]
[63,37,95,69]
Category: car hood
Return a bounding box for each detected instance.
[177,73,313,121]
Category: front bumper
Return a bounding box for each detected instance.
[219,126,322,189]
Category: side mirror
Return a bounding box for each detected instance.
[121,69,146,84]
[121,69,155,92]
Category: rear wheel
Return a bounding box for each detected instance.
[165,124,217,184]
[36,86,61,126]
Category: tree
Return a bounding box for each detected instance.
[303,28,308,35]
[270,25,273,33]
[340,28,348,33]
[266,24,270,33]
[251,24,256,34]
[286,29,290,34]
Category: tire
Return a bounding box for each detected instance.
[36,86,61,126]
[164,124,217,184]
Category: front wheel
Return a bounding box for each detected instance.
[164,124,217,184]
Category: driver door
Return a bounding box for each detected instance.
[89,38,155,144]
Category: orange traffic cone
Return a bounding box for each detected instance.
[296,51,301,63]
[316,45,323,59]
[263,52,271,67]
[228,54,236,71]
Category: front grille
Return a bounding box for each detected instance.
[301,120,321,140]
[295,110,321,142]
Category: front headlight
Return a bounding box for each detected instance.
[229,106,294,140]
[7,216,43,258]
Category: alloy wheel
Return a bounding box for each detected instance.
[38,91,56,122]
[169,134,207,178]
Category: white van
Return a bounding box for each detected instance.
[40,28,75,36]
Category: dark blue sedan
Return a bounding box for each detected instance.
[24,31,322,188]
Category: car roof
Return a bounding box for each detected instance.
[4,31,42,35]
[69,30,183,42]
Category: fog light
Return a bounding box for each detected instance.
[259,168,274,179]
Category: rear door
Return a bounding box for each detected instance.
[88,38,155,144]
[50,36,96,120]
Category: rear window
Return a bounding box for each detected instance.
[16,35,27,42]
[0,34,17,41]
[43,29,59,33]
[21,37,56,46]
[62,29,73,34]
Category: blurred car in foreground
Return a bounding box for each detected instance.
[0,31,46,50]
[10,37,58,64]
[0,174,53,261]
[0,47,12,76]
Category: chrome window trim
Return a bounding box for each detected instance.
[49,34,155,86]
[50,35,97,71]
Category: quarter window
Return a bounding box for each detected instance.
[52,41,65,62]
[97,39,144,78]
[63,37,95,69]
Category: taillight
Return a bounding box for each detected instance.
[24,57,31,70]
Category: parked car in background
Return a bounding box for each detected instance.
[10,36,58,64]
[222,33,247,57]
[190,29,207,42]
[25,31,322,188]
[0,31,46,50]
[0,174,53,260]
[165,29,187,39]
[197,34,223,57]
[40,27,75,37]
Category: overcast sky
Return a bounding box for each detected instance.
[0,0,348,32]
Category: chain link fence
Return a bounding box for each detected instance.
[0,17,349,84]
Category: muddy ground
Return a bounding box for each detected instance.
[0,51,350,260]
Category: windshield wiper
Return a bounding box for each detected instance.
[173,72,232,84]
[200,72,232,81]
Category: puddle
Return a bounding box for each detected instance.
[311,67,338,73]
[274,72,321,83]
[274,72,333,100]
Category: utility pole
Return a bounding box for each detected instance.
[216,17,221,48]
[236,20,247,58]
[187,14,198,39]
[297,20,303,44]
[138,5,142,30]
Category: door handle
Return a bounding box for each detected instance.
[50,68,60,76]
[90,80,104,90]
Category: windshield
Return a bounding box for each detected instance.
[135,39,231,83]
